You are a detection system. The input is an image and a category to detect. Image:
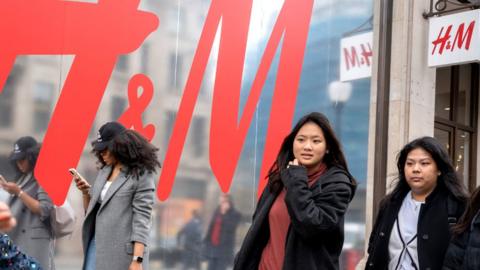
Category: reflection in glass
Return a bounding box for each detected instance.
[434,127,451,156]
[116,55,129,72]
[0,75,16,128]
[435,67,451,120]
[457,65,472,126]
[33,81,54,133]
[111,96,126,120]
[455,130,470,187]
[0,1,374,269]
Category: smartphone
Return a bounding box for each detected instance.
[69,168,91,187]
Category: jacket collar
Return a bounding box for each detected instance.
[98,169,129,213]
[86,166,130,215]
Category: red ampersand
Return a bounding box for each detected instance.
[118,74,156,141]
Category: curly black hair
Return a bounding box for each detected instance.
[92,129,161,179]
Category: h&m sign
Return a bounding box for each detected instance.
[340,31,372,82]
[429,9,480,67]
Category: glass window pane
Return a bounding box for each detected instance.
[116,55,129,72]
[33,81,54,133]
[457,64,472,126]
[435,67,452,120]
[191,117,206,158]
[454,130,470,187]
[434,127,452,156]
[111,96,126,120]
[0,75,16,128]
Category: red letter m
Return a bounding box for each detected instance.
[343,47,360,70]
[158,0,314,200]
[452,20,475,51]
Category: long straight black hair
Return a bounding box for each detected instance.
[266,112,355,194]
[386,136,467,203]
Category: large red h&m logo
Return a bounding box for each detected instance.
[0,0,314,204]
[431,20,475,56]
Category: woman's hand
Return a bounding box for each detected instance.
[128,261,142,270]
[74,176,91,195]
[287,158,301,168]
[0,202,16,232]
[1,181,21,196]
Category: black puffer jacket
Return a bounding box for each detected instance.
[443,211,480,270]
[233,165,356,270]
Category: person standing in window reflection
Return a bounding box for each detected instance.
[204,193,241,270]
[0,136,55,270]
[365,137,467,270]
[233,112,357,270]
[177,209,203,270]
[74,122,160,270]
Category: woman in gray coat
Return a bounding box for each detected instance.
[0,136,55,270]
[74,122,160,270]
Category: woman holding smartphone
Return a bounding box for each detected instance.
[73,122,160,270]
[0,136,55,270]
[233,112,356,270]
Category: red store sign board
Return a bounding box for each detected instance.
[429,9,480,67]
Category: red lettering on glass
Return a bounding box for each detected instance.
[118,74,156,141]
[360,43,372,66]
[0,0,158,204]
[343,42,371,70]
[343,47,360,70]
[157,0,314,200]
[0,0,313,203]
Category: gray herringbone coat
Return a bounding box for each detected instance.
[81,166,155,270]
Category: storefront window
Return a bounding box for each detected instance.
[435,67,452,120]
[434,64,478,189]
[455,130,470,187]
[0,1,373,269]
[458,65,473,126]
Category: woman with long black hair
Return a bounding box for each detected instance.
[74,122,160,270]
[233,112,357,270]
[366,136,467,270]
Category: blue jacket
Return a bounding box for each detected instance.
[0,234,42,270]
